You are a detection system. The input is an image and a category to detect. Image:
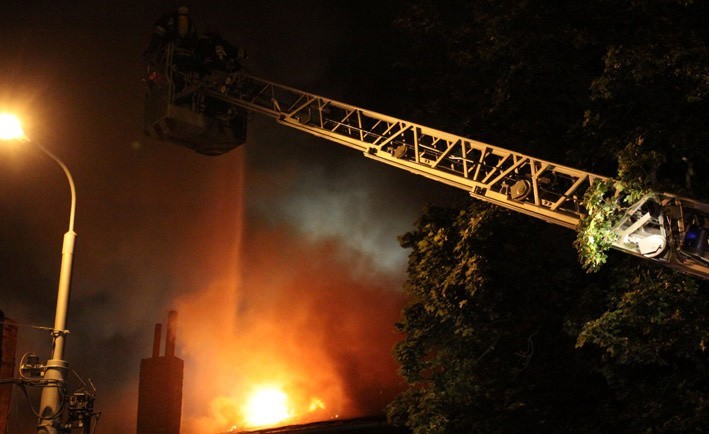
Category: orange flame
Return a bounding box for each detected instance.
[170,152,406,434]
[242,386,292,427]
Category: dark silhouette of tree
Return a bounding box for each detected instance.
[387,1,709,432]
[389,204,611,433]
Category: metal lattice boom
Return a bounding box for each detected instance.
[144,51,709,280]
[207,72,606,229]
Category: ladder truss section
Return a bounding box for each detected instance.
[150,62,709,279]
[207,72,606,229]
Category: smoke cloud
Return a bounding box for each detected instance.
[0,2,455,432]
[169,150,407,433]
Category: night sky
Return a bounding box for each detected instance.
[0,1,457,432]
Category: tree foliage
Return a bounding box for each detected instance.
[388,1,709,432]
[573,265,709,432]
[574,178,648,272]
[390,204,606,433]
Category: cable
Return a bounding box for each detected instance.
[16,378,68,421]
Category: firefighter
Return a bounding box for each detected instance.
[145,6,198,61]
[144,6,200,102]
[195,26,247,74]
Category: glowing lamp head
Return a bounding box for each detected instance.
[0,113,27,141]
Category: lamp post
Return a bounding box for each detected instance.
[0,113,76,434]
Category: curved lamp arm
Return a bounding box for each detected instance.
[31,141,77,233]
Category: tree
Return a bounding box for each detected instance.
[573,265,709,432]
[388,1,709,432]
[389,204,610,433]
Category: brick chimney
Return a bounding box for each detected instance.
[136,311,184,434]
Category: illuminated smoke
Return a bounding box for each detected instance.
[162,150,405,433]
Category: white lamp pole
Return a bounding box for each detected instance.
[35,141,77,434]
[0,114,77,434]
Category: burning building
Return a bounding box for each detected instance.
[230,416,409,434]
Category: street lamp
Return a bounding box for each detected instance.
[0,113,76,434]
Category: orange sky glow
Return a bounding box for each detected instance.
[158,154,406,433]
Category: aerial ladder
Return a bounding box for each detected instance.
[144,43,709,280]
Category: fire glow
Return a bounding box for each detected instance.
[214,381,332,431]
[242,386,292,427]
[235,385,328,428]
[165,154,406,433]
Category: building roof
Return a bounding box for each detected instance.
[232,416,409,434]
